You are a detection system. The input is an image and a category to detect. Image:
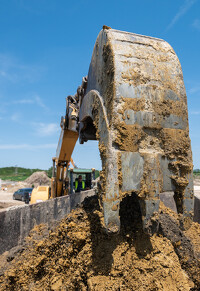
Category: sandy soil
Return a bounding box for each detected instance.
[0,179,199,289]
[0,196,199,290]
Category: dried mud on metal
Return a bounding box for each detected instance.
[0,195,199,290]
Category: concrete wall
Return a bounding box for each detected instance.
[0,189,95,255]
[0,188,199,255]
[194,194,200,224]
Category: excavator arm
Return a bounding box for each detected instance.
[51,78,87,198]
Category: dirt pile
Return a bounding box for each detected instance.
[25,171,50,187]
[0,195,199,290]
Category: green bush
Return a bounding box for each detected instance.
[0,167,44,181]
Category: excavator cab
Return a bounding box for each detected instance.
[69,168,96,194]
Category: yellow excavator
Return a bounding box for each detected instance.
[50,79,87,198]
[30,158,77,204]
[34,27,194,233]
[30,156,95,204]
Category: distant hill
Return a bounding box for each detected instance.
[0,167,51,181]
[194,169,200,178]
[0,166,99,181]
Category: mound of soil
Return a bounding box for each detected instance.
[25,171,50,187]
[0,195,199,290]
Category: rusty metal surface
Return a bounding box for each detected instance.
[79,28,194,233]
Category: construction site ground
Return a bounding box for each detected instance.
[1,177,200,211]
[0,181,27,211]
[0,178,200,290]
[0,171,51,211]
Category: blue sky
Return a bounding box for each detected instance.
[0,0,200,170]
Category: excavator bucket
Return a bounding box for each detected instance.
[79,28,194,233]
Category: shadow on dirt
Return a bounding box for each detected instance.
[159,212,200,289]
[120,193,153,258]
[83,193,153,275]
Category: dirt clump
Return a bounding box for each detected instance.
[25,171,50,187]
[185,222,200,259]
[114,121,144,152]
[0,195,199,290]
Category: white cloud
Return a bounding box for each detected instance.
[11,113,21,122]
[188,86,200,94]
[35,95,48,110]
[0,143,57,150]
[33,122,60,136]
[192,19,200,31]
[0,71,7,77]
[18,0,56,15]
[190,111,200,115]
[13,99,34,105]
[0,53,45,84]
[166,0,197,31]
[3,94,48,110]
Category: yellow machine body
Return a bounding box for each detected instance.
[30,186,50,204]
